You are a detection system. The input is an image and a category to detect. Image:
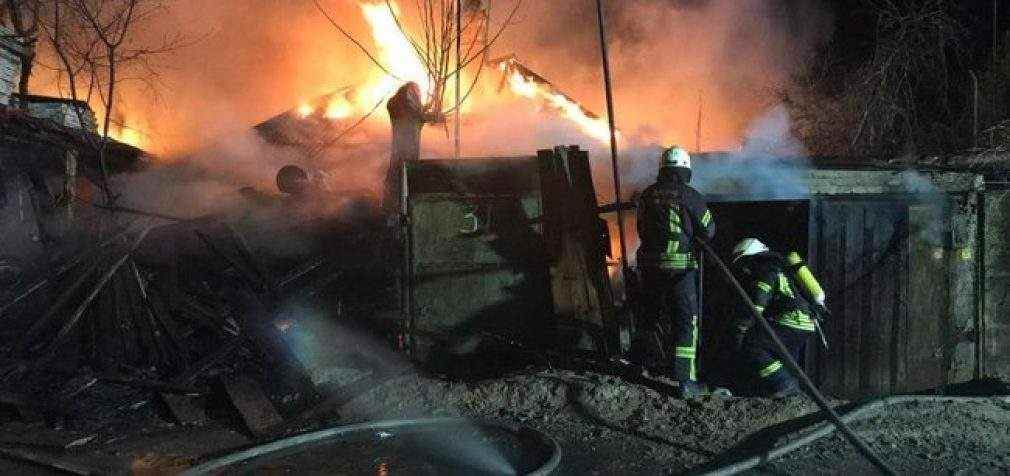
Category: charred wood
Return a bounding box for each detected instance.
[98,373,205,397]
[275,257,326,291]
[19,256,103,354]
[0,220,140,319]
[194,230,269,294]
[30,224,156,372]
[0,446,96,476]
[159,393,207,427]
[170,339,241,387]
[221,375,284,437]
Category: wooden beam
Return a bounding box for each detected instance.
[222,376,283,437]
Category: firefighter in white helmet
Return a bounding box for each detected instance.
[635,146,715,398]
[732,238,828,397]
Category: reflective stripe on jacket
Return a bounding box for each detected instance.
[742,253,816,332]
[635,181,714,270]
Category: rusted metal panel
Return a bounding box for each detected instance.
[983,190,1010,378]
[408,158,551,350]
[948,193,979,384]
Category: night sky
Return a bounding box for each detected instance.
[817,0,1008,67]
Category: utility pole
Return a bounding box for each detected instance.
[455,0,462,160]
[595,0,628,276]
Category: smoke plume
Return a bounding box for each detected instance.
[31,0,833,218]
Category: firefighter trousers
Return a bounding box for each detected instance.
[742,323,811,394]
[639,268,700,382]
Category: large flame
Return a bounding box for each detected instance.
[295,1,612,144]
[111,127,144,148]
[504,68,613,143]
[300,1,438,122]
[359,2,431,105]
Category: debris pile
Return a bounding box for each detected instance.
[0,204,397,439]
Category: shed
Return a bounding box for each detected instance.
[12,94,99,132]
[941,152,1010,383]
[0,109,147,301]
[682,157,984,398]
[402,147,613,359]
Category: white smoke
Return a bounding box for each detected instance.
[691,105,811,199]
[619,104,811,201]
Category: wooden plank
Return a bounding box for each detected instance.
[819,201,846,396]
[859,205,878,396]
[892,204,909,391]
[113,268,140,368]
[539,147,605,328]
[171,339,240,386]
[841,203,863,396]
[222,376,283,437]
[805,199,821,381]
[160,394,207,426]
[902,204,949,392]
[860,203,900,396]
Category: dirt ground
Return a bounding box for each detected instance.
[753,398,1010,475]
[0,369,1008,475]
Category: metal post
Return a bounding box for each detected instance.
[401,163,414,358]
[454,0,462,160]
[595,0,628,275]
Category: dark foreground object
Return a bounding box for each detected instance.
[182,418,561,476]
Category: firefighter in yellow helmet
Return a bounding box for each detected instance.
[732,238,828,397]
[635,146,715,398]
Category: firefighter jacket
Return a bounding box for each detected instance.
[738,253,816,332]
[635,180,715,271]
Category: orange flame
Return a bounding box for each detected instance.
[299,1,613,144]
[359,1,431,105]
[500,62,615,143]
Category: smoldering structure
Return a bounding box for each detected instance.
[1,1,1010,474]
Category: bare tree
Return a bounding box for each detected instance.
[313,0,520,206]
[849,0,965,156]
[38,0,187,203]
[314,0,521,126]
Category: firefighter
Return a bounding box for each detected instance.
[732,238,827,397]
[635,145,715,397]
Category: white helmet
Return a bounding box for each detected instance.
[661,146,691,170]
[732,238,769,262]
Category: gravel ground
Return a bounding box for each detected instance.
[754,398,1010,475]
[335,370,822,475]
[1,368,1008,475]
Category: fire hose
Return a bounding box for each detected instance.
[696,395,1010,476]
[180,418,561,476]
[689,233,897,476]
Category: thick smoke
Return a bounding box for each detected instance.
[34,0,832,152]
[691,104,812,199]
[37,0,833,218]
